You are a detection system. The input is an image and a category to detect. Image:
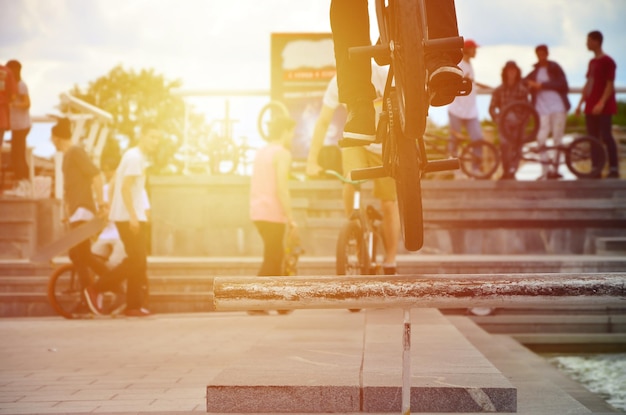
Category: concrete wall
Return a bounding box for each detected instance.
[149,176,626,257]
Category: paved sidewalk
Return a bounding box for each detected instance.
[0,310,618,415]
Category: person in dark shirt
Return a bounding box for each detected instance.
[51,117,109,315]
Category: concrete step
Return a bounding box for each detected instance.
[206,308,517,413]
[2,254,626,317]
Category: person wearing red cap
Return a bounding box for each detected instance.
[447,39,490,162]
[575,30,620,179]
[524,45,570,180]
[330,0,464,146]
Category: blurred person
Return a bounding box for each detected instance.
[575,30,620,179]
[0,62,17,177]
[250,115,297,280]
[306,64,399,275]
[489,61,532,180]
[447,39,491,160]
[86,123,160,317]
[525,45,570,180]
[330,0,465,146]
[6,60,33,195]
[50,117,110,313]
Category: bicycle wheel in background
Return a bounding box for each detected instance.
[566,135,607,179]
[499,101,540,144]
[257,100,290,142]
[336,221,369,276]
[47,264,86,319]
[459,140,501,179]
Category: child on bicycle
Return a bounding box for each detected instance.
[250,114,297,280]
[307,65,400,275]
[50,117,110,314]
[330,0,465,146]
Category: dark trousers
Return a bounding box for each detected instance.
[10,128,30,181]
[586,114,620,174]
[330,0,462,105]
[68,221,111,289]
[97,222,148,309]
[254,221,286,276]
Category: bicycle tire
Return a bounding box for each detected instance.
[47,264,86,319]
[388,0,427,139]
[566,135,607,179]
[257,100,290,142]
[499,101,540,144]
[384,94,424,251]
[459,139,501,180]
[336,221,368,276]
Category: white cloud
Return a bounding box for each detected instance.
[1,0,624,120]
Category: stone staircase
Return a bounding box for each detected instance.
[2,254,626,318]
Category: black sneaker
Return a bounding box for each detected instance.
[429,65,466,107]
[607,170,620,179]
[340,101,376,147]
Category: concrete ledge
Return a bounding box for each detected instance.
[206,309,517,413]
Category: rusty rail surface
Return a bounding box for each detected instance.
[213,273,626,311]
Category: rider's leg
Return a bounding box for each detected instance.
[372,155,399,275]
[341,146,364,217]
[67,228,95,290]
[330,0,377,145]
[536,113,551,177]
[425,0,464,107]
[550,112,567,178]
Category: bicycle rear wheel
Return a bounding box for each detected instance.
[383,94,424,251]
[47,264,88,319]
[336,221,368,276]
[566,136,607,179]
[459,140,500,179]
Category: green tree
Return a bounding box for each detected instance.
[66,65,210,172]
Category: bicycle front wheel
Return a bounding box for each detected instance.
[388,0,427,139]
[566,136,607,179]
[47,264,87,319]
[459,140,500,179]
[384,93,424,251]
[336,221,368,275]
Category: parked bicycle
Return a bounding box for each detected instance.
[323,169,385,313]
[323,169,385,277]
[498,101,606,179]
[423,131,501,180]
[348,0,470,251]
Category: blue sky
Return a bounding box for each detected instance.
[1,0,625,156]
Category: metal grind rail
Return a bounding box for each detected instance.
[213,273,625,415]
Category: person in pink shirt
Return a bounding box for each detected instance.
[575,30,620,179]
[250,114,297,278]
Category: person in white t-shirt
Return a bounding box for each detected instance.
[306,64,399,275]
[447,40,491,159]
[86,123,160,317]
